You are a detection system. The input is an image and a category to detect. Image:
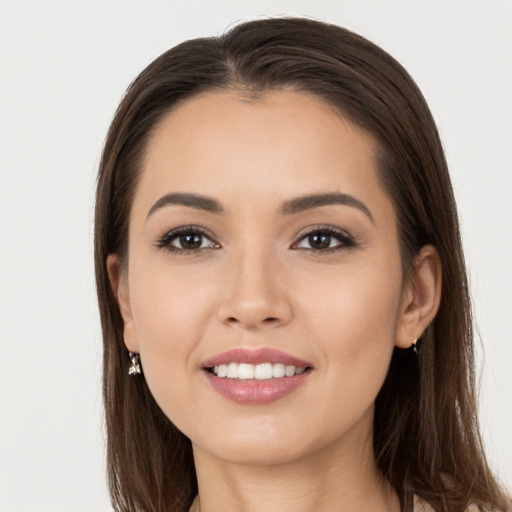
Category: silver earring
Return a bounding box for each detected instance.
[412,338,418,354]
[128,352,141,376]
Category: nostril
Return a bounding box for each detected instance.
[225,316,280,328]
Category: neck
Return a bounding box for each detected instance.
[190,410,399,512]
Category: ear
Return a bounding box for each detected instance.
[106,254,140,352]
[395,245,442,349]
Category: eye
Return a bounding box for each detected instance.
[293,226,355,253]
[156,226,219,254]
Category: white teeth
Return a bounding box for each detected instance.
[272,363,285,378]
[227,362,238,378]
[216,364,227,377]
[285,365,296,377]
[255,363,273,380]
[238,363,255,380]
[211,362,307,379]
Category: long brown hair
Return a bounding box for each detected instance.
[94,17,509,512]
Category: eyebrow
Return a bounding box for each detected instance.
[147,193,225,218]
[146,191,374,223]
[278,192,374,223]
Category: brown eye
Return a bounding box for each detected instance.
[294,227,355,252]
[157,227,219,253]
[307,233,331,249]
[177,233,204,249]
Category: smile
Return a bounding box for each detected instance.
[211,362,307,379]
[201,348,313,404]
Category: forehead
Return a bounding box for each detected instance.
[135,89,389,218]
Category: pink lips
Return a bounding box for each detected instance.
[202,347,311,368]
[201,348,312,405]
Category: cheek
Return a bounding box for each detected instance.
[299,253,403,345]
[297,254,403,395]
[129,254,215,345]
[287,259,402,442]
[127,261,216,415]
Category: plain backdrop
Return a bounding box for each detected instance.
[0,1,511,510]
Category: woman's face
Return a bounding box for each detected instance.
[116,90,408,465]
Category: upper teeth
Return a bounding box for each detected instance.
[212,362,306,380]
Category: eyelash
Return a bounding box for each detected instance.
[292,225,356,253]
[156,225,219,255]
[155,225,357,255]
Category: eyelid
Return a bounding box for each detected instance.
[155,225,220,252]
[155,223,357,255]
[291,225,357,251]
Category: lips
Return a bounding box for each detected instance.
[201,348,313,404]
[201,347,311,368]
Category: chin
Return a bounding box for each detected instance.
[189,416,340,468]
[196,437,311,467]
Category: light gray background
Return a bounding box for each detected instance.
[0,1,510,510]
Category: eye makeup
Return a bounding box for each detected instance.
[154,223,358,256]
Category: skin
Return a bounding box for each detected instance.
[108,90,441,512]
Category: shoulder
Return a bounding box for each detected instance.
[413,496,434,512]
[414,495,484,512]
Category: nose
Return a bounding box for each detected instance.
[217,246,293,331]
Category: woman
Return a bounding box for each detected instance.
[94,17,509,512]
